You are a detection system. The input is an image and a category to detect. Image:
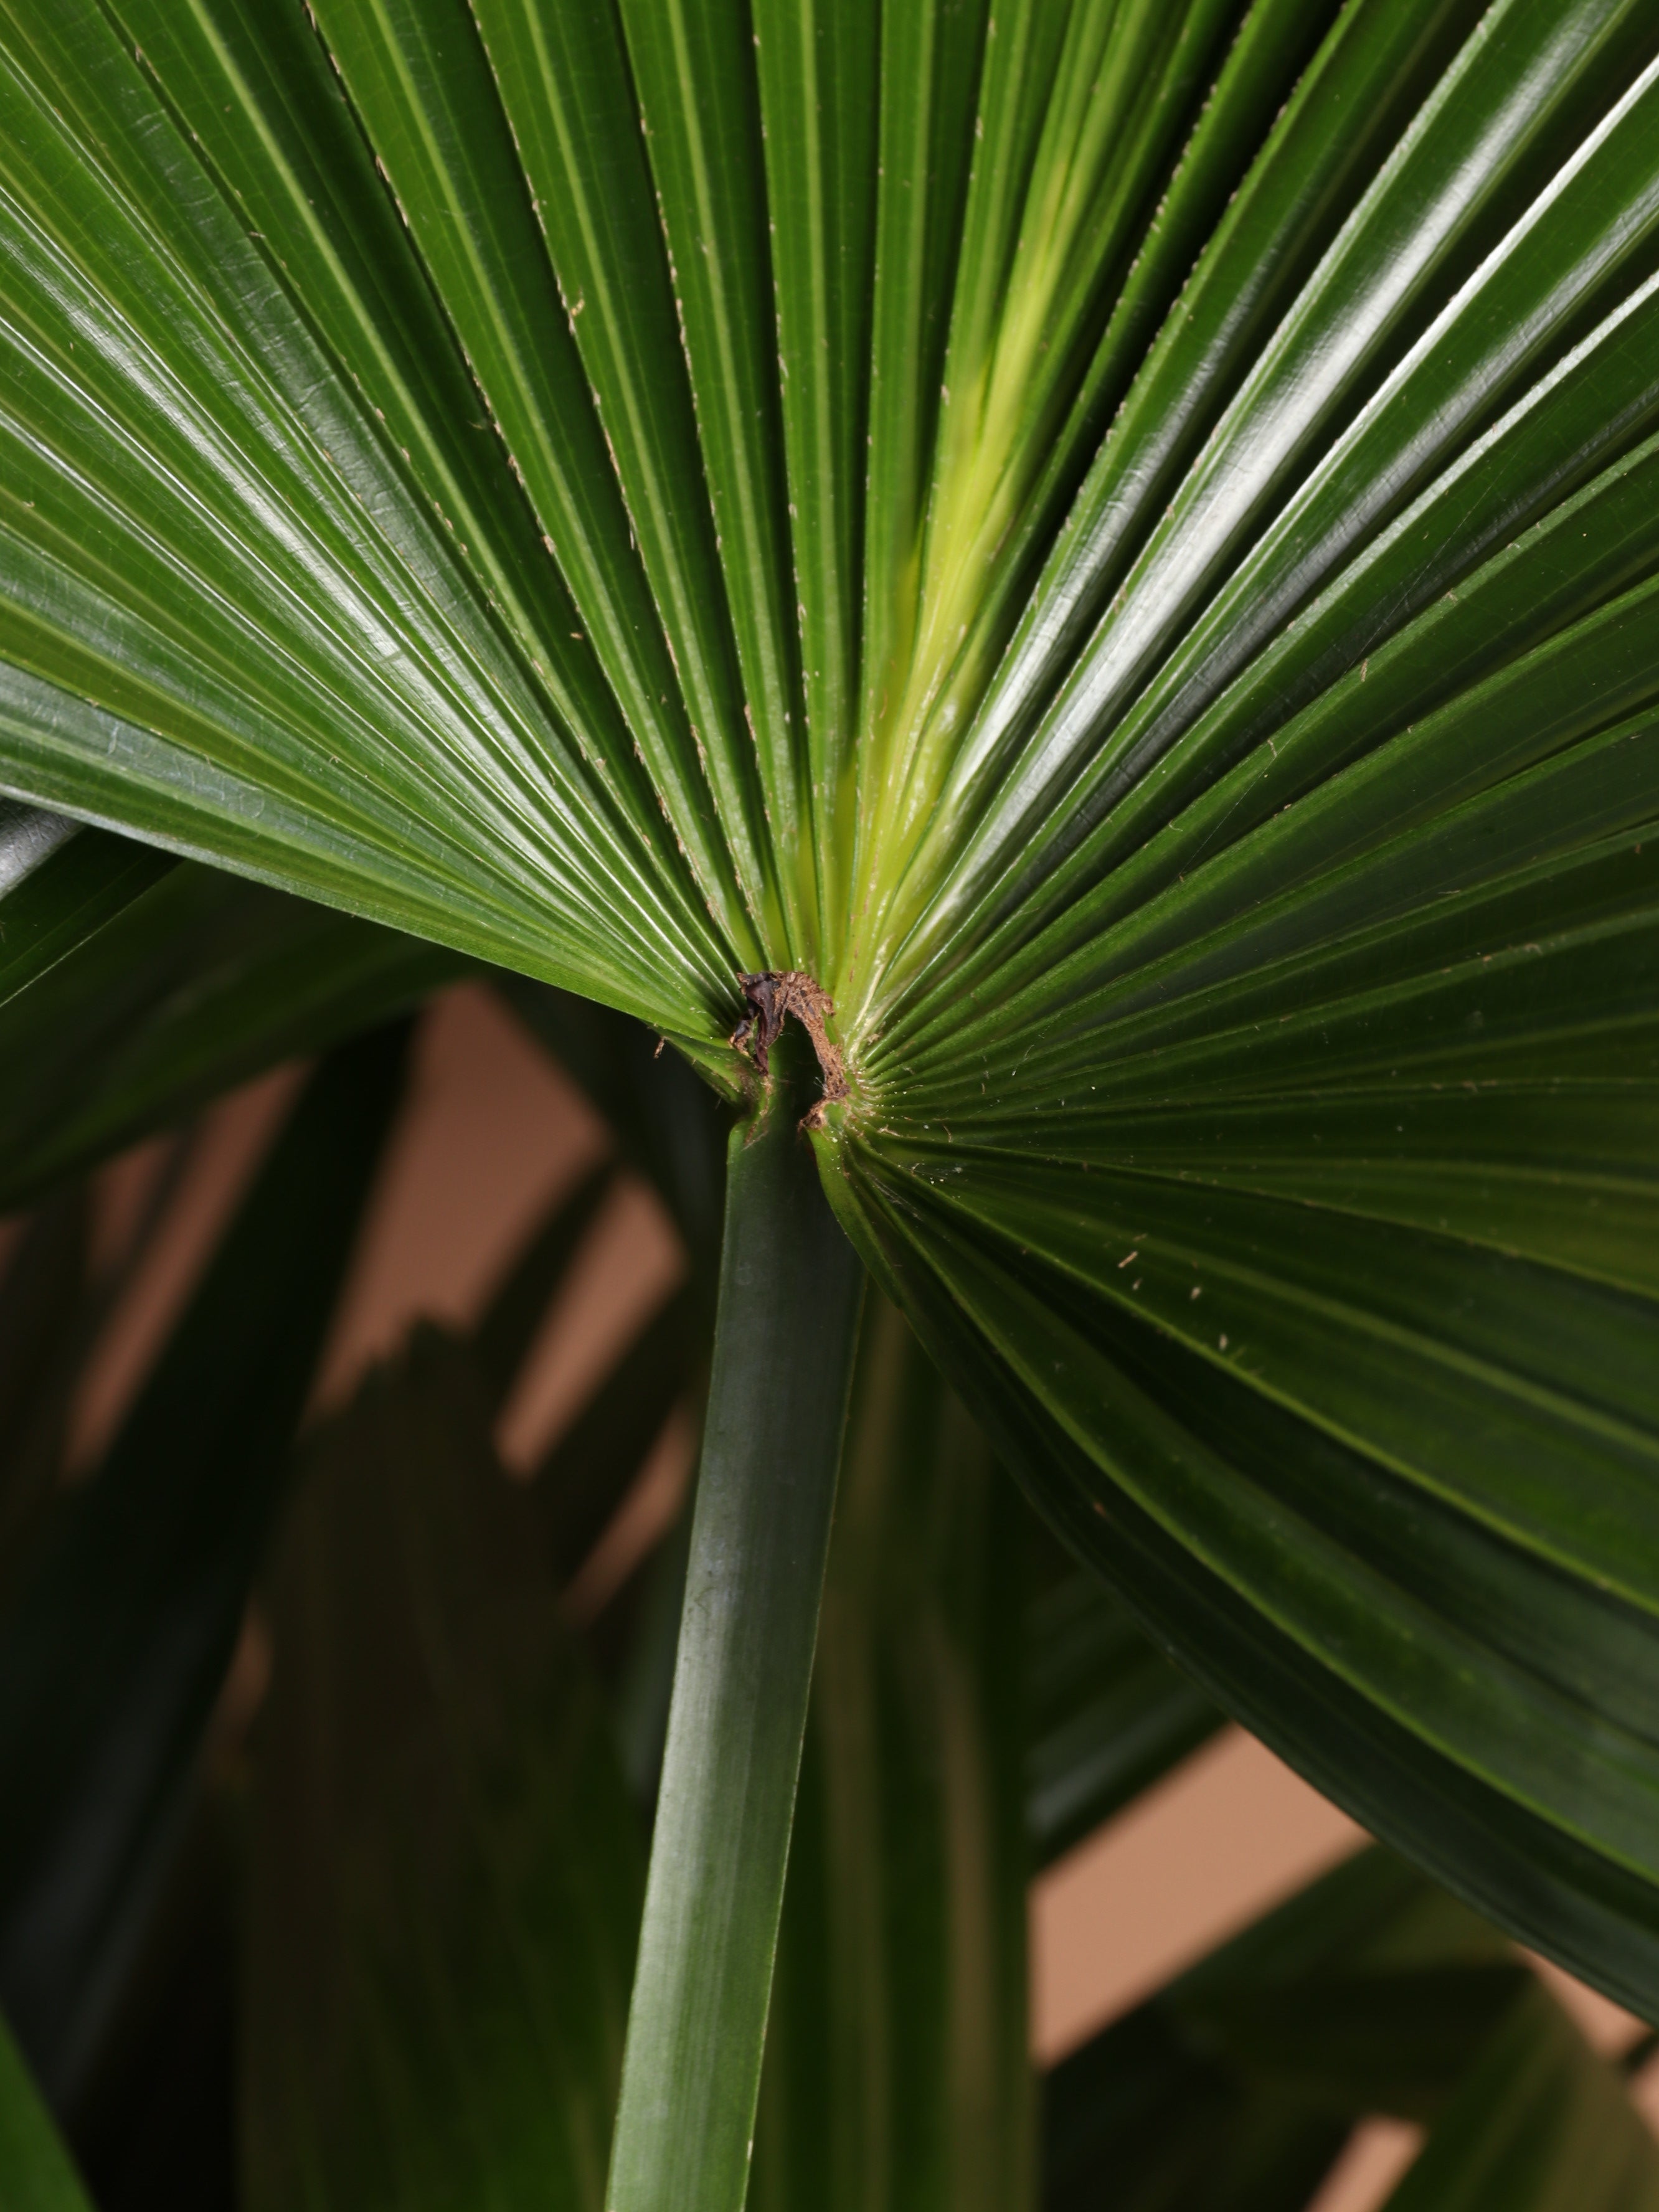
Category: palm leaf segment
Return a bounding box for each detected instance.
[2,0,1659,2007]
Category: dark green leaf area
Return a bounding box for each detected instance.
[1182,1964,1529,2127]
[0,2014,94,2212]
[0,1192,88,1597]
[4,0,1659,2077]
[1382,1982,1659,2210]
[0,835,461,1214]
[751,1295,1031,2212]
[851,1204,1659,2021]
[244,1326,642,2212]
[1026,1558,1219,1871]
[879,1158,1659,1587]
[1043,1848,1506,2211]
[0,1026,407,2108]
[1049,2015,1353,2212]
[0,809,173,1013]
[1042,1845,1659,2212]
[63,1789,240,2212]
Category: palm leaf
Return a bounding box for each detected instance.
[0,2016,92,2212]
[0,1193,86,1590]
[1026,1551,1219,1871]
[1381,1982,1659,2208]
[0,807,460,1211]
[241,1241,1024,2212]
[243,1326,644,2212]
[0,1027,408,2104]
[1044,1849,1511,2210]
[1044,1844,1659,2211]
[753,1295,1031,2212]
[2,0,1657,2051]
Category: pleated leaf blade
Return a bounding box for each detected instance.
[1,0,1657,2015]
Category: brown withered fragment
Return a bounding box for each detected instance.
[732,971,848,1108]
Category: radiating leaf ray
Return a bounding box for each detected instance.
[874,0,1659,1001]
[853,1160,1659,1914]
[876,395,1659,1044]
[884,709,1659,1112]
[895,0,1349,818]
[0,0,732,1029]
[839,1166,1659,2017]
[468,0,775,962]
[93,0,623,793]
[2,0,1658,2023]
[857,0,990,795]
[866,0,1242,859]
[617,0,813,957]
[305,0,761,959]
[752,0,878,965]
[846,0,1493,985]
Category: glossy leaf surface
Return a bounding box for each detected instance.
[607,1041,865,2212]
[1,0,1657,2008]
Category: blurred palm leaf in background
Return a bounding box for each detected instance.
[1,0,1658,2201]
[0,955,1653,2212]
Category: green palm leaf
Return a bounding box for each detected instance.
[0,806,460,1209]
[1046,1845,1659,2211]
[0,2016,92,2212]
[245,1326,645,2212]
[1382,1983,1659,2209]
[2,0,1658,2097]
[754,1295,1031,2212]
[0,1028,408,2103]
